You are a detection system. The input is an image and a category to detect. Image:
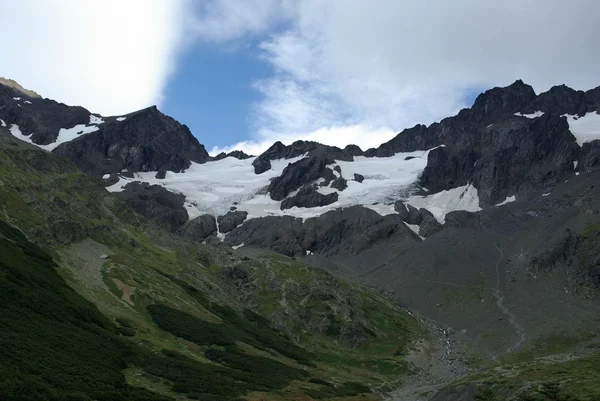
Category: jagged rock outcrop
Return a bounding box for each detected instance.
[114,182,188,232]
[212,150,253,161]
[330,177,348,191]
[521,84,600,116]
[353,173,364,183]
[579,140,600,173]
[53,106,210,177]
[225,206,419,257]
[418,208,443,237]
[420,113,578,205]
[320,168,336,186]
[179,214,218,241]
[252,140,362,174]
[280,186,338,210]
[394,201,423,225]
[217,210,248,233]
[0,80,91,145]
[268,156,333,200]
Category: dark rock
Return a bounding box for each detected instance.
[114,182,188,232]
[521,84,600,116]
[579,140,600,173]
[320,168,336,186]
[224,216,305,256]
[226,150,252,160]
[344,144,363,156]
[353,173,364,183]
[0,80,91,145]
[102,173,119,187]
[217,210,248,233]
[268,156,332,200]
[443,210,481,229]
[53,106,210,177]
[418,208,443,237]
[252,140,362,174]
[179,214,217,241]
[333,165,341,174]
[155,167,167,179]
[403,204,423,225]
[212,152,227,161]
[225,206,419,257]
[281,186,338,210]
[213,150,253,161]
[330,177,348,191]
[420,147,477,194]
[472,114,578,205]
[394,201,409,220]
[470,79,536,119]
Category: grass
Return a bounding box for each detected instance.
[0,220,170,401]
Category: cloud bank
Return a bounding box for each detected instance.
[0,0,189,115]
[203,0,600,154]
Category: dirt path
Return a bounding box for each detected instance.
[492,244,526,355]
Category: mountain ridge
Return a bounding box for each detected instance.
[1,77,600,401]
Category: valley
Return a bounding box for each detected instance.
[1,77,599,400]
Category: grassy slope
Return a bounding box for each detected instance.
[0,135,424,400]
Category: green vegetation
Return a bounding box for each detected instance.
[301,381,372,399]
[0,220,168,401]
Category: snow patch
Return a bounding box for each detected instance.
[23,100,32,104]
[116,117,127,121]
[7,122,99,151]
[12,97,21,101]
[105,148,439,222]
[46,124,100,151]
[9,124,36,146]
[542,192,551,197]
[514,111,544,119]
[563,112,600,146]
[364,203,396,216]
[89,115,104,125]
[407,184,481,224]
[573,161,578,169]
[404,222,424,240]
[102,174,110,179]
[495,195,516,206]
[0,119,6,127]
[232,243,245,250]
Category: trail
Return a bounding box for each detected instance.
[491,244,526,354]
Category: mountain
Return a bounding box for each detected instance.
[1,77,600,401]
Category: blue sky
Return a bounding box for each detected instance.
[2,1,600,155]
[161,42,270,151]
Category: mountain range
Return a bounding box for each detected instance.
[1,76,599,401]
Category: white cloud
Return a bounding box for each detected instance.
[0,0,190,115]
[190,0,296,42]
[200,0,600,153]
[209,125,397,156]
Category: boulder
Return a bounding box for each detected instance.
[217,210,248,233]
[180,214,217,241]
[330,177,348,191]
[281,186,338,210]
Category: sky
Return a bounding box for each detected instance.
[1,0,600,155]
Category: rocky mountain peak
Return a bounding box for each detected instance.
[0,77,41,99]
[470,79,536,118]
[54,105,210,177]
